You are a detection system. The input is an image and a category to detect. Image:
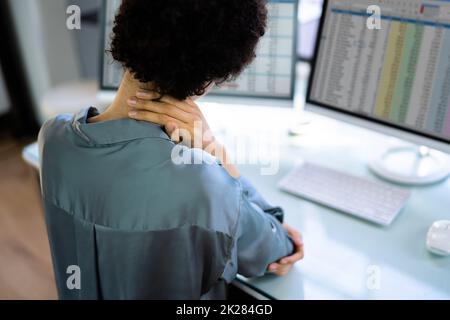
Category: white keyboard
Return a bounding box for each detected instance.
[278,162,411,226]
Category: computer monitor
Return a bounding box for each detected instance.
[307,0,450,184]
[99,0,298,107]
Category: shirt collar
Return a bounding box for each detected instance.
[71,107,171,145]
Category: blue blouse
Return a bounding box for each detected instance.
[38,107,293,300]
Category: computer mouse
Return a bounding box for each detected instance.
[426,220,450,256]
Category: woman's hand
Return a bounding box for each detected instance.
[268,224,304,276]
[128,90,214,149]
[127,90,240,178]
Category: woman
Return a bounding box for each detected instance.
[39,0,303,299]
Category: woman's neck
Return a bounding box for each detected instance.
[89,71,154,123]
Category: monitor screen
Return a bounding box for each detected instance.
[100,0,298,100]
[308,0,450,143]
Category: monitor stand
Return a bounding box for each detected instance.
[369,145,450,185]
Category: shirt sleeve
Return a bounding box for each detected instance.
[221,176,294,280]
[238,176,286,223]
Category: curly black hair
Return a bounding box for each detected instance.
[110,0,267,100]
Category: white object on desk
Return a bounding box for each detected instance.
[369,145,450,186]
[426,220,450,256]
[278,160,411,226]
[22,142,39,170]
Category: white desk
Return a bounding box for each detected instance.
[24,101,450,300]
[202,103,450,300]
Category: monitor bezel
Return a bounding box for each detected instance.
[306,0,450,152]
[99,0,120,92]
[98,0,298,103]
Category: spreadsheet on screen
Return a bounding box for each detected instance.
[101,0,297,100]
[310,0,450,141]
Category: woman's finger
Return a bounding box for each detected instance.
[128,110,188,143]
[284,224,301,239]
[136,90,160,100]
[135,90,199,115]
[159,95,196,113]
[279,245,304,264]
[185,97,199,108]
[279,235,304,264]
[268,263,280,272]
[128,109,183,128]
[292,235,303,247]
[273,265,290,276]
[164,122,179,136]
[128,97,192,123]
[166,124,181,143]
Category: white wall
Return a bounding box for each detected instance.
[9,0,81,123]
[0,66,10,116]
[69,0,101,80]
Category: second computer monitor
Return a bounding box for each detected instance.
[100,0,298,101]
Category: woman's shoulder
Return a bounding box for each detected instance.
[171,147,240,191]
[38,113,76,149]
[169,147,243,228]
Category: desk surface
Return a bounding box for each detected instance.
[25,100,450,300]
[200,103,450,300]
